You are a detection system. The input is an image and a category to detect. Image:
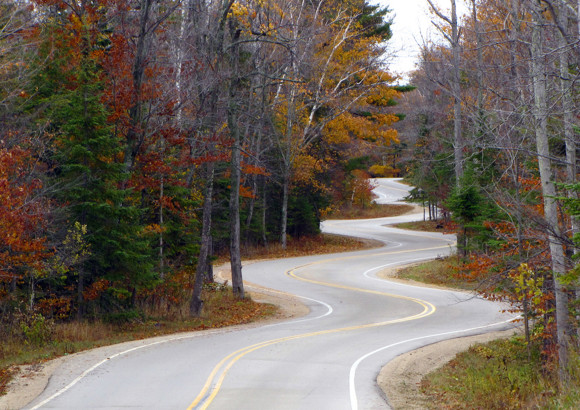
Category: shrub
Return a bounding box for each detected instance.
[20,313,55,346]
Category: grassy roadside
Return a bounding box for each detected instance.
[420,337,580,409]
[394,257,477,291]
[0,233,372,397]
[392,220,580,409]
[231,233,380,262]
[326,203,414,219]
[394,219,442,232]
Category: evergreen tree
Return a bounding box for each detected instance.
[29,9,156,315]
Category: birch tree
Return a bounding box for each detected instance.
[529,0,570,383]
[426,0,464,185]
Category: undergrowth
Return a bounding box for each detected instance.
[394,220,445,232]
[326,203,414,220]
[0,287,276,396]
[422,337,580,409]
[215,233,378,264]
[395,257,477,291]
[397,255,580,409]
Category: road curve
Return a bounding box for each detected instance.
[25,178,517,410]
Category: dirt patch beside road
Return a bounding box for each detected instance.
[377,329,518,409]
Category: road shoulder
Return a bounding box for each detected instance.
[377,329,518,409]
[374,264,520,409]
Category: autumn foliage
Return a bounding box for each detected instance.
[0,0,401,332]
[0,139,49,298]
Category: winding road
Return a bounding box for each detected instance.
[24,178,517,410]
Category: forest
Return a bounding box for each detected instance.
[0,0,399,338]
[400,0,580,389]
[1,0,579,398]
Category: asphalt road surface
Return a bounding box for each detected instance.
[26,178,517,410]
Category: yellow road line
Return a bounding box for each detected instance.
[188,301,434,409]
[186,243,450,409]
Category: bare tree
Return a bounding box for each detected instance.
[529,0,570,383]
[426,0,464,185]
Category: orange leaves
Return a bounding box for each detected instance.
[36,296,73,319]
[324,112,399,146]
[83,279,111,301]
[143,224,165,235]
[458,254,495,283]
[242,162,269,177]
[239,185,256,199]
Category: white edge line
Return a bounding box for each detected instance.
[30,291,333,409]
[348,316,520,410]
[28,332,221,410]
[31,196,451,409]
[254,289,334,329]
[362,257,437,281]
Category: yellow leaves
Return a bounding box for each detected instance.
[365,85,400,107]
[371,113,400,127]
[292,154,327,192]
[369,164,397,177]
[189,187,204,204]
[143,223,166,235]
[69,13,83,33]
[228,0,255,31]
[324,112,399,146]
[510,263,545,311]
[229,2,249,18]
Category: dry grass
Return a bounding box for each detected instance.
[0,367,15,398]
[395,257,477,291]
[243,234,379,258]
[422,338,580,409]
[398,257,580,408]
[214,234,380,265]
[394,220,444,232]
[326,203,414,220]
[0,287,276,395]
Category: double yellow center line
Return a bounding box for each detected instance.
[187,243,451,409]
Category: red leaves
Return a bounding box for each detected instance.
[0,142,49,279]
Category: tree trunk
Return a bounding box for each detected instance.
[159,172,164,278]
[556,0,579,250]
[427,0,463,185]
[124,0,154,174]
[451,0,463,185]
[261,176,268,247]
[530,3,569,383]
[229,134,244,298]
[206,240,214,283]
[190,162,214,316]
[557,0,580,343]
[228,26,244,299]
[281,171,289,249]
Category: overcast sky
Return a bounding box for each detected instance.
[376,0,469,82]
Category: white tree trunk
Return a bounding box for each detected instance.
[427,0,463,185]
[530,2,569,382]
